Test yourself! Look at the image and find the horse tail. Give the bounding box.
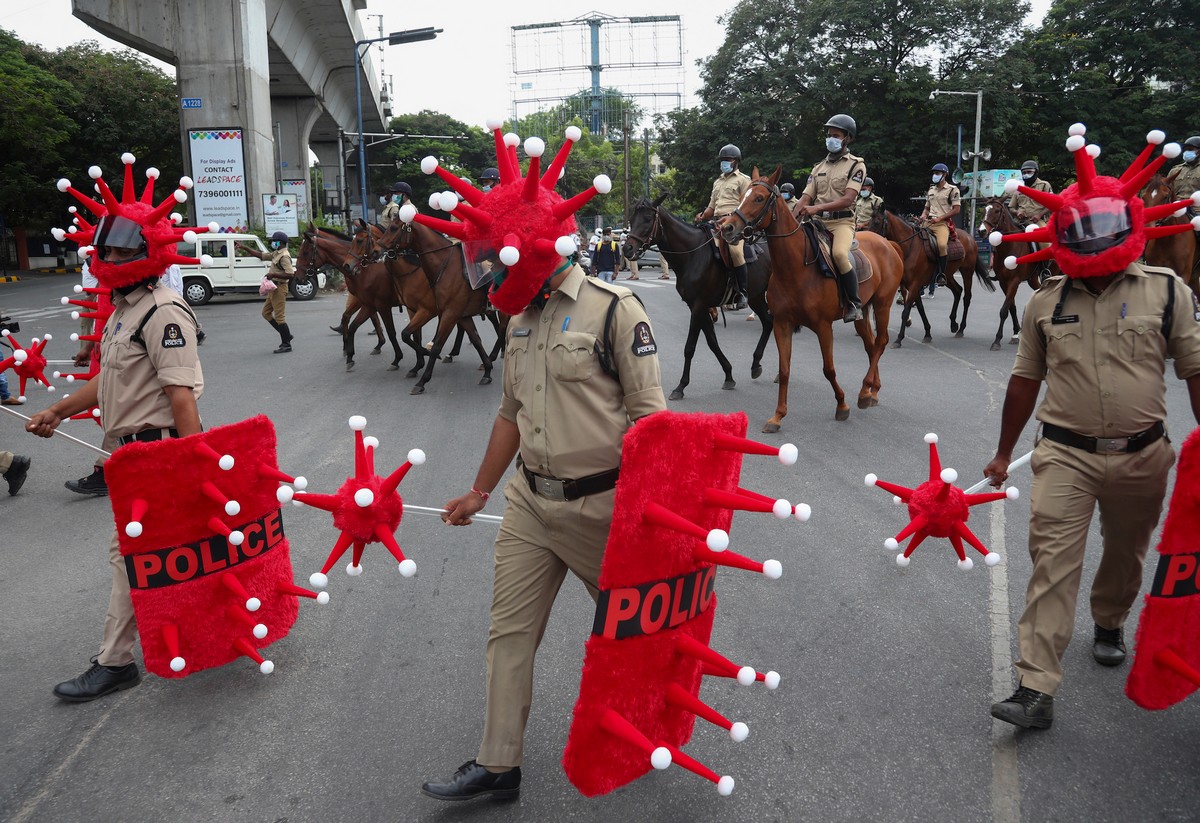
[974,253,997,292]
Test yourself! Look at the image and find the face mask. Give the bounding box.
[826,137,843,153]
[392,195,403,204]
[482,185,493,193]
[378,196,387,206]
[271,241,282,250]
[1185,151,1198,163]
[932,174,943,183]
[1022,172,1035,181]
[720,160,733,174]
[860,190,871,198]
[782,192,792,200]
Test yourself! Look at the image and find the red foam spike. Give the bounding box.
[736,487,776,506]
[1120,153,1172,201]
[276,580,322,600]
[948,532,969,562]
[533,238,559,255]
[207,516,235,539]
[491,128,518,183]
[122,160,136,204]
[666,682,734,733]
[1145,224,1196,239]
[162,623,181,660]
[93,175,120,211]
[62,186,107,216]
[201,480,233,509]
[354,429,366,479]
[693,545,770,575]
[220,573,253,606]
[713,432,779,457]
[552,185,602,221]
[146,188,187,224]
[541,137,576,189]
[1156,648,1200,687]
[1074,147,1096,195]
[232,636,272,672]
[319,531,355,575]
[643,502,710,543]
[964,491,1010,506]
[129,498,149,523]
[1144,200,1196,223]
[521,155,542,201]
[410,213,470,240]
[598,709,660,760]
[256,463,299,484]
[928,442,942,479]
[373,523,408,564]
[380,461,413,497]
[450,200,494,228]
[702,487,776,515]
[141,174,157,204]
[430,165,484,207]
[1015,247,1057,265]
[677,633,742,676]
[951,520,991,557]
[1014,186,1064,212]
[351,541,366,568]
[872,477,914,501]
[226,603,263,633]
[292,491,339,512]
[660,743,721,786]
[893,513,930,545]
[1121,142,1159,183]
[900,529,931,558]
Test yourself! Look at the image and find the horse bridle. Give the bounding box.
[624,203,661,260]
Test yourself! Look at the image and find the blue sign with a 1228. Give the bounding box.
[181,98,203,109]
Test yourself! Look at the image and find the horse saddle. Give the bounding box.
[803,221,866,281]
[700,222,761,267]
[918,224,965,263]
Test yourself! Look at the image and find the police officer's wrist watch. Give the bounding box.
[470,487,489,505]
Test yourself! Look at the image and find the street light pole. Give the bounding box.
[354,27,442,224]
[931,89,984,234]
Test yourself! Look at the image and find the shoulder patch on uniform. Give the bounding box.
[631,321,657,357]
[851,169,865,183]
[161,323,186,348]
[1191,290,1200,322]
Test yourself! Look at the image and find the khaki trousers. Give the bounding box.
[98,527,138,667]
[928,222,950,256]
[477,473,615,768]
[261,285,287,323]
[1015,437,1174,694]
[828,217,855,272]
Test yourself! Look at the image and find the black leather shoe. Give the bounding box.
[53,658,140,703]
[5,455,30,495]
[843,303,863,323]
[421,760,521,802]
[1093,625,1127,666]
[273,342,293,354]
[65,467,107,496]
[991,686,1054,729]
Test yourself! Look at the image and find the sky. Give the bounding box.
[1,0,1052,129]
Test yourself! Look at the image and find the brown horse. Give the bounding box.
[717,166,904,429]
[871,211,995,347]
[978,198,1045,351]
[1141,173,1199,295]
[375,218,496,394]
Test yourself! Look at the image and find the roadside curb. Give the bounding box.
[0,275,21,283]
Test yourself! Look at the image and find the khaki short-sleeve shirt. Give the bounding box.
[98,285,204,439]
[1008,178,1054,223]
[499,265,666,478]
[1167,163,1200,203]
[706,171,752,217]
[268,248,294,280]
[1011,263,1200,436]
[925,184,961,220]
[804,153,866,206]
[854,193,883,224]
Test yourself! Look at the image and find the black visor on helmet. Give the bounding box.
[94,215,149,262]
[1056,198,1133,255]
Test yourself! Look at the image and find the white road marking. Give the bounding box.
[990,495,1022,823]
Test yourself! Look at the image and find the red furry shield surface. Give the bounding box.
[563,411,753,796]
[1127,426,1200,709]
[105,416,300,678]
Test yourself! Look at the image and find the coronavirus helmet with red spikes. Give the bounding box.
[52,152,219,289]
[990,125,1200,279]
[398,121,611,315]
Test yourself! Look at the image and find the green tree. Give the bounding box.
[384,110,492,212]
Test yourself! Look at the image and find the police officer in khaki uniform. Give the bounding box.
[695,144,752,309]
[854,176,884,230]
[795,114,867,322]
[380,181,412,223]
[239,232,296,353]
[920,163,961,288]
[421,254,666,801]
[1167,137,1200,214]
[1009,161,1054,225]
[27,236,204,702]
[984,248,1200,726]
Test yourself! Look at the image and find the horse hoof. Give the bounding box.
[869,397,879,407]
[346,362,355,372]
[371,349,382,356]
[922,335,932,343]
[479,376,492,385]
[857,396,872,410]
[405,368,420,378]
[950,322,959,334]
[762,422,781,434]
[954,331,964,339]
[990,342,1001,352]
[442,356,454,363]
[329,326,344,334]
[387,364,399,371]
[751,365,763,380]
[410,385,426,395]
[669,389,685,401]
[835,408,850,422]
[891,341,902,349]
[722,380,736,391]
[905,318,912,327]
[1010,337,1019,345]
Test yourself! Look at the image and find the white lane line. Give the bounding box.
[9,705,117,823]
[990,503,1022,823]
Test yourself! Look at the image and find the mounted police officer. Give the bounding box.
[1167,137,1200,214]
[479,168,501,193]
[794,114,867,322]
[695,143,752,309]
[854,176,884,230]
[1009,161,1054,226]
[920,163,960,287]
[380,181,412,223]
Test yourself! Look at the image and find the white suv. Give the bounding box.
[174,233,318,306]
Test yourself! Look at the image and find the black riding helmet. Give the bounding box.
[270,231,289,244]
[824,114,857,138]
[389,181,412,195]
[780,182,796,193]
[863,177,874,188]
[479,168,501,183]
[718,144,742,161]
[1185,136,1200,149]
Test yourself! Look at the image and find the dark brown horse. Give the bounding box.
[375,218,496,394]
[1142,173,1199,295]
[622,194,774,400]
[304,224,386,355]
[979,198,1046,351]
[718,167,904,429]
[298,229,405,370]
[872,211,995,347]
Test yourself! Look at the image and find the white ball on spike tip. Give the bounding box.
[73,284,83,293]
[564,125,582,142]
[207,221,220,233]
[398,559,417,578]
[736,665,757,686]
[71,311,81,321]
[407,448,426,465]
[253,624,268,639]
[170,656,186,672]
[1146,129,1166,145]
[706,528,729,552]
[229,530,245,546]
[309,571,328,589]
[1163,142,1182,160]
[224,500,241,517]
[940,468,958,484]
[52,228,66,241]
[1003,179,1019,196]
[717,776,735,796]
[985,553,1003,566]
[892,495,902,505]
[958,557,974,571]
[14,350,26,363]
[764,670,781,690]
[88,165,102,179]
[179,176,194,189]
[346,562,363,577]
[793,503,811,522]
[896,553,911,567]
[438,191,458,212]
[485,117,503,130]
[499,246,520,266]
[259,660,274,675]
[276,486,295,504]
[523,136,545,157]
[1026,223,1039,233]
[650,747,672,770]
[316,591,330,604]
[57,178,71,192]
[125,521,144,538]
[1192,216,1200,232]
[1006,487,1020,500]
[1004,256,1018,270]
[1065,135,1086,152]
[173,189,187,204]
[594,174,613,194]
[884,537,899,551]
[363,436,379,450]
[503,132,520,148]
[246,597,261,612]
[864,473,878,486]
[420,156,439,175]
[989,231,1004,247]
[762,559,782,579]
[354,488,375,508]
[218,455,235,471]
[554,236,576,257]
[293,476,308,491]
[1068,123,1087,137]
[427,193,441,210]
[399,204,417,224]
[771,499,792,519]
[924,432,938,444]
[183,230,198,244]
[730,722,749,742]
[199,254,214,268]
[778,443,799,465]
[348,415,367,431]
[1086,144,1101,159]
[147,167,160,180]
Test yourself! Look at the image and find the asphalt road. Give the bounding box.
[1,271,1197,823]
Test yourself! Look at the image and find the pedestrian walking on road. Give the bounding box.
[239,232,296,353]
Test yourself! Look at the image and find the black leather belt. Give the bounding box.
[119,427,179,446]
[1041,421,1165,454]
[520,462,619,502]
[819,210,853,219]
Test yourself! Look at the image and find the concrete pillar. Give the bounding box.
[309,141,346,224]
[270,97,323,224]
